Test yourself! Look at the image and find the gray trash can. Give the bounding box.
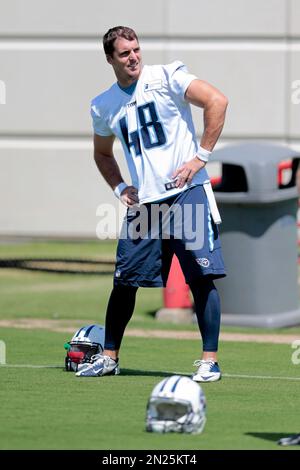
[211,142,300,327]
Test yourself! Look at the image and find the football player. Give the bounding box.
[76,26,228,380]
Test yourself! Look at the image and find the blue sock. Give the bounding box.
[104,285,138,351]
[189,278,221,352]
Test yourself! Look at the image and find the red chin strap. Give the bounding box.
[68,351,85,364]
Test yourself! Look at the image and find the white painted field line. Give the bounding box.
[0,364,61,368]
[156,370,300,382]
[222,373,300,381]
[1,364,300,381]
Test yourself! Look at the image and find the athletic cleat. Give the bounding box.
[192,359,221,383]
[76,361,93,374]
[278,434,300,446]
[75,354,120,377]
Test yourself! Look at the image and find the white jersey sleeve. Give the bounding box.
[164,61,197,99]
[91,102,113,136]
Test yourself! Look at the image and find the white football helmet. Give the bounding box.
[64,324,105,372]
[146,375,206,434]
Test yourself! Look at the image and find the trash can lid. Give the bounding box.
[211,141,300,203]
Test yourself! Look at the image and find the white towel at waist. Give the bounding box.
[203,181,222,225]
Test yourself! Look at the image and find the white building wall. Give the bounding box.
[0,0,299,237]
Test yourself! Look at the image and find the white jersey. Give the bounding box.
[91,61,210,204]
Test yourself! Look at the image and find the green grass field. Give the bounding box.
[0,240,300,450]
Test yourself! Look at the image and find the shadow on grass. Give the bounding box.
[245,432,299,443]
[146,310,158,319]
[119,368,183,377]
[60,367,188,377]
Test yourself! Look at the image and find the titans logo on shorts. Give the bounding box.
[114,185,226,287]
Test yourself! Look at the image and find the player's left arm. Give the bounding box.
[186,79,228,151]
[173,79,228,188]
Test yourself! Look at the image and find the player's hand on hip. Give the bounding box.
[172,158,206,188]
[120,186,139,207]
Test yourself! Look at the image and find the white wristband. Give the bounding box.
[195,146,212,163]
[113,182,128,199]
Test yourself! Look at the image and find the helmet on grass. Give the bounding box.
[146,375,206,434]
[64,324,105,372]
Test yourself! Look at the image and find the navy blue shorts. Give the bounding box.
[114,185,226,287]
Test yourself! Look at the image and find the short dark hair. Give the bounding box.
[103,26,138,57]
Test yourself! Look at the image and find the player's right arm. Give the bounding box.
[93,133,139,206]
